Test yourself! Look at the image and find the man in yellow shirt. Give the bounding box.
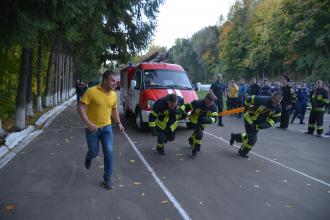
[78,70,124,190]
[228,80,239,113]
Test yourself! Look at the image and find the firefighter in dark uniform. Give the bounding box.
[209,73,227,126]
[185,93,218,157]
[305,80,329,137]
[149,94,185,155]
[230,92,283,157]
[278,75,293,129]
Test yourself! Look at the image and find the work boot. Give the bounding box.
[195,145,201,152]
[316,133,322,137]
[157,146,165,155]
[85,157,91,169]
[103,177,113,190]
[230,133,236,145]
[192,149,197,157]
[188,137,193,147]
[304,131,313,135]
[325,131,330,136]
[238,147,250,158]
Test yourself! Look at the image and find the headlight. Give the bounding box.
[147,100,155,108]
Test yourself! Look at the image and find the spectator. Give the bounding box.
[78,70,124,190]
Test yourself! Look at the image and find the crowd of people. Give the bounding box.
[209,74,330,136]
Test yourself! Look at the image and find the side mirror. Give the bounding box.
[130,80,137,90]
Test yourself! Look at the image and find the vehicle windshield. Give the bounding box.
[144,69,192,89]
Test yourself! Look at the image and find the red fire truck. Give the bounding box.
[120,59,198,130]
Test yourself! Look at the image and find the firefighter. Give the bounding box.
[230,92,283,158]
[149,94,185,155]
[185,93,218,157]
[305,80,329,137]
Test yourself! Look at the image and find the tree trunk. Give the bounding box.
[53,51,59,106]
[0,118,7,138]
[45,47,55,107]
[26,49,34,117]
[15,47,31,131]
[57,52,62,103]
[61,52,67,101]
[36,39,43,112]
[69,54,74,96]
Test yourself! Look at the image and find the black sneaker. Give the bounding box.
[85,158,91,169]
[230,133,235,145]
[325,132,330,136]
[304,131,313,135]
[103,178,113,190]
[316,134,322,137]
[218,123,224,127]
[299,122,305,125]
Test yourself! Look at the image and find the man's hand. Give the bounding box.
[87,123,98,132]
[117,123,124,132]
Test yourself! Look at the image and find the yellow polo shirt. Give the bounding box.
[80,85,117,127]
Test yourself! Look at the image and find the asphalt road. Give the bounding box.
[0,102,329,220]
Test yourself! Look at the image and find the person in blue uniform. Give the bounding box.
[291,81,309,124]
[210,74,227,126]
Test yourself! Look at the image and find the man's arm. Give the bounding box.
[78,103,98,131]
[112,107,124,132]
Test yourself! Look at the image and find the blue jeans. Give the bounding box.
[85,125,113,179]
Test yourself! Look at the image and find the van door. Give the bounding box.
[131,70,142,110]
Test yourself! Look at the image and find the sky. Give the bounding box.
[152,0,236,49]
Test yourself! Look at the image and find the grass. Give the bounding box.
[197,90,209,99]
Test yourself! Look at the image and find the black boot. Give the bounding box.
[157,146,165,155]
[230,133,240,145]
[238,147,250,158]
[192,149,197,157]
[188,137,193,147]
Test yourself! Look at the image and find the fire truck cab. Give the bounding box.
[120,62,198,130]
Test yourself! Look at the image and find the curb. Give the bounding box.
[0,95,76,169]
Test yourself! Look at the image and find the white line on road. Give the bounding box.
[204,131,330,188]
[123,132,191,220]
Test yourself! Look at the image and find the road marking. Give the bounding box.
[204,131,330,188]
[123,132,191,220]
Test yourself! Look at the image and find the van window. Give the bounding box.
[144,69,192,89]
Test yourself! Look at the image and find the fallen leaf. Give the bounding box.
[239,185,243,188]
[307,183,311,186]
[255,170,260,173]
[99,165,104,168]
[176,153,184,156]
[141,193,145,197]
[161,200,168,204]
[254,185,260,188]
[118,185,125,188]
[199,201,203,206]
[50,153,56,155]
[285,205,292,208]
[56,143,61,146]
[162,176,167,180]
[129,160,135,163]
[283,180,288,183]
[69,137,74,139]
[248,158,252,160]
[328,191,330,194]
[273,158,278,161]
[5,205,15,213]
[152,147,155,150]
[265,202,272,207]
[133,182,141,186]
[133,141,137,144]
[116,217,121,220]
[179,158,184,162]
